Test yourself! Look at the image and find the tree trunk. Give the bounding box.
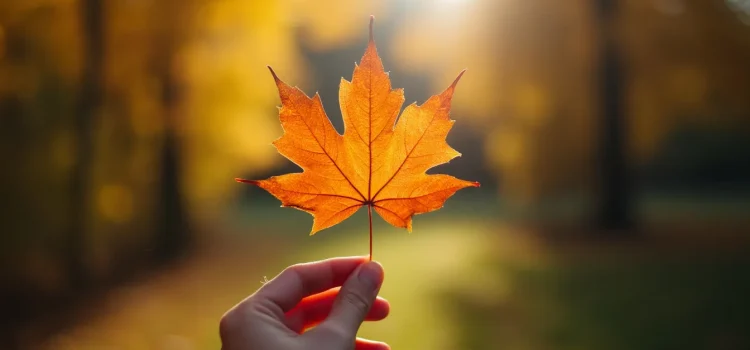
[154,60,190,263]
[67,0,104,288]
[594,0,634,231]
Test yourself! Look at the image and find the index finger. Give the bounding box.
[254,256,368,312]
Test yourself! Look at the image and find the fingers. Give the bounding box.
[319,261,385,336]
[285,287,390,333]
[255,256,368,312]
[356,338,390,350]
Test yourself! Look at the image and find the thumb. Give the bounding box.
[322,261,384,336]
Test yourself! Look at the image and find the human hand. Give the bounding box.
[220,257,389,350]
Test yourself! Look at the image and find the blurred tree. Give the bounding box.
[594,0,633,231]
[151,0,196,263]
[622,0,750,161]
[0,0,84,293]
[67,0,103,288]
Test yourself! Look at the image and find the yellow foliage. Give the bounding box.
[127,77,164,138]
[513,82,551,127]
[286,0,388,51]
[0,0,82,93]
[179,0,305,214]
[97,184,134,224]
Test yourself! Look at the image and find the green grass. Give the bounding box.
[442,253,750,350]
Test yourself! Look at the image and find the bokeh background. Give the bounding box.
[2,0,750,349]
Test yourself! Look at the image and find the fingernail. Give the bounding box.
[357,261,383,291]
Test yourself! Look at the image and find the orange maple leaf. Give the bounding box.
[237,17,479,257]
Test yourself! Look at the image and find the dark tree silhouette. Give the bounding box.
[155,64,190,262]
[152,2,192,262]
[66,0,104,288]
[594,0,634,231]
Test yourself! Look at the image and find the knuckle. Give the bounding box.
[219,298,263,340]
[219,311,236,339]
[340,290,371,316]
[281,264,303,279]
[220,300,270,345]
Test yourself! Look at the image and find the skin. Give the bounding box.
[220,257,390,350]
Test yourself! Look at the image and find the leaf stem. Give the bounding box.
[368,204,373,261]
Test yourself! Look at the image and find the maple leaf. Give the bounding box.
[237,17,479,257]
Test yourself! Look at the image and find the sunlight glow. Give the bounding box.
[437,0,470,5]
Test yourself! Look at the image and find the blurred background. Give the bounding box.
[2,0,750,349]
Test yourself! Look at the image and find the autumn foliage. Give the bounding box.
[237,17,478,250]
